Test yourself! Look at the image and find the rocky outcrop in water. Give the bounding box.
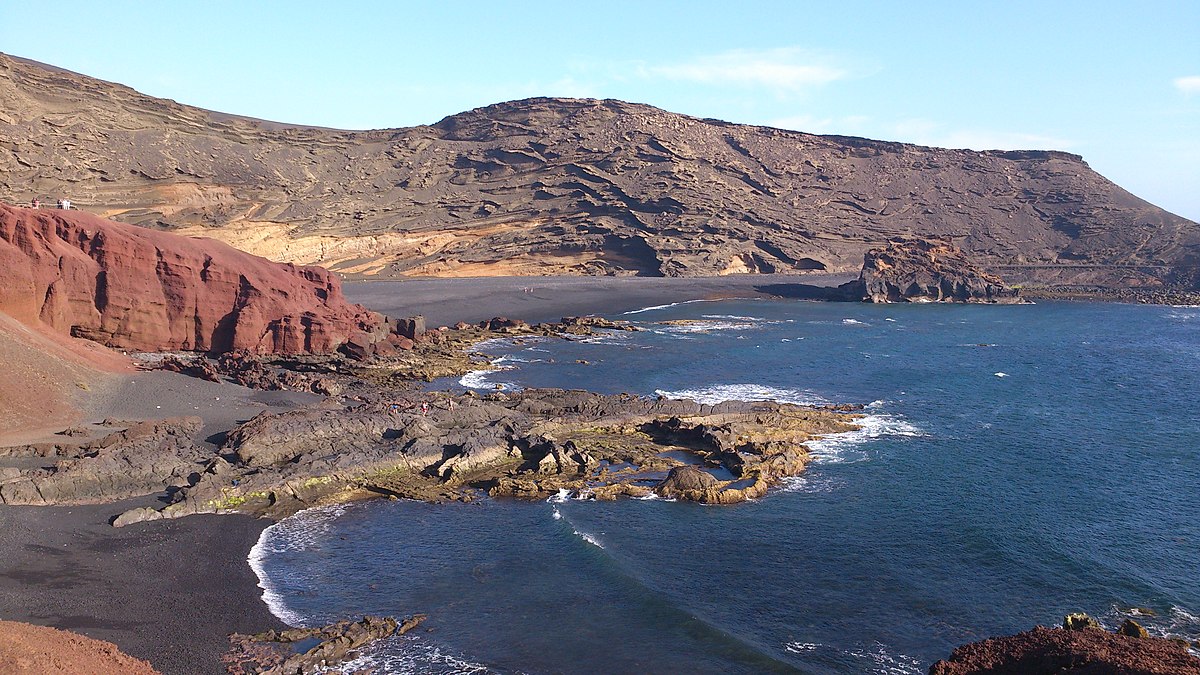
[3,53,1196,287]
[223,615,425,675]
[929,619,1200,674]
[836,238,1023,303]
[0,381,861,523]
[0,203,390,354]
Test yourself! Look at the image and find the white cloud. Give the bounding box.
[1174,76,1200,94]
[642,48,845,93]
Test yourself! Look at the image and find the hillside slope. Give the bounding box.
[2,53,1196,286]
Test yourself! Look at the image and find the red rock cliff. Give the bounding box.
[0,203,383,354]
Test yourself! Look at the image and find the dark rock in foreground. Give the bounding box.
[224,614,424,675]
[930,622,1200,674]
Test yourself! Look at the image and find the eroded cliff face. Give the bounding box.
[1,53,1197,285]
[0,204,382,354]
[839,238,1023,303]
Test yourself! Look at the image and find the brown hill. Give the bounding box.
[1,53,1196,286]
[0,203,383,354]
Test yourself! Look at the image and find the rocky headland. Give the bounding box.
[0,203,396,355]
[929,614,1200,674]
[2,53,1197,292]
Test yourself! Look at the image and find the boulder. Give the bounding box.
[837,238,1022,304]
[1063,612,1101,631]
[1118,619,1150,638]
[655,465,721,501]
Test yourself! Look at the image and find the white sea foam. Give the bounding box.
[784,641,820,653]
[573,528,606,549]
[994,372,1008,378]
[781,473,846,494]
[622,298,719,315]
[547,488,572,504]
[847,642,922,674]
[783,641,920,674]
[702,314,764,321]
[334,634,491,674]
[842,318,867,325]
[654,383,830,406]
[248,503,348,626]
[804,414,925,464]
[653,320,759,334]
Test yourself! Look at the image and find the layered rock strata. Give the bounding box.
[0,203,390,354]
[0,382,861,521]
[3,53,1196,286]
[837,238,1023,303]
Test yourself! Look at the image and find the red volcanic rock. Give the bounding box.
[929,625,1200,674]
[0,204,383,354]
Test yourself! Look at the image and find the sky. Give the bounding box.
[2,0,1198,221]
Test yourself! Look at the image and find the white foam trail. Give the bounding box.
[780,473,845,494]
[334,635,491,674]
[622,298,718,315]
[248,503,348,627]
[783,641,920,674]
[552,507,563,520]
[842,318,866,325]
[573,529,605,549]
[994,372,1008,378]
[654,384,830,406]
[653,320,759,334]
[702,314,764,321]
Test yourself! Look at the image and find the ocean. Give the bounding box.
[250,299,1200,674]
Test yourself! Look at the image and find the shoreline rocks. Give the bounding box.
[930,615,1200,674]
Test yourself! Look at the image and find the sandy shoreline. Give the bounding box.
[343,273,854,327]
[0,274,852,674]
[0,499,283,675]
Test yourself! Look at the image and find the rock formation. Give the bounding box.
[224,615,424,675]
[2,53,1196,287]
[837,238,1023,303]
[929,623,1200,674]
[0,374,861,522]
[0,203,388,354]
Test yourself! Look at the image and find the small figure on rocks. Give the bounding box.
[31,198,40,209]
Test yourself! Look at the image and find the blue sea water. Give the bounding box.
[251,299,1200,674]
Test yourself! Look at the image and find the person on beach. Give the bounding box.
[31,198,39,209]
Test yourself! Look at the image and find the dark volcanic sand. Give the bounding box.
[0,498,283,675]
[343,273,854,327]
[0,274,851,674]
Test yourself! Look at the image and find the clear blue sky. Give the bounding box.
[3,0,1198,220]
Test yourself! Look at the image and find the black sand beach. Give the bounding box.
[0,274,851,674]
[343,273,854,327]
[0,500,282,675]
